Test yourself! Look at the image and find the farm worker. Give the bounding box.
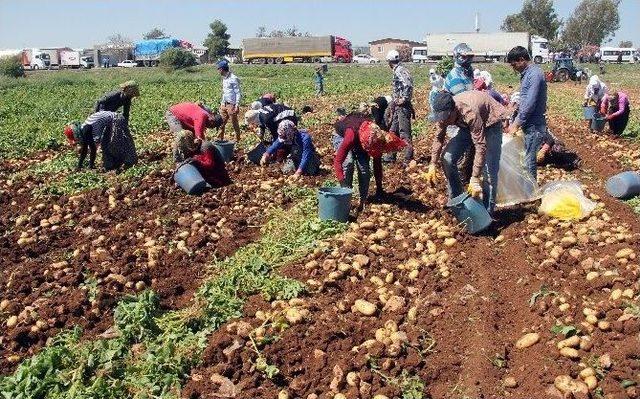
[445,43,475,95]
[429,68,445,113]
[245,102,298,144]
[172,130,231,188]
[385,49,414,164]
[474,71,508,105]
[76,111,137,171]
[506,45,548,181]
[583,75,608,108]
[250,93,277,110]
[315,66,325,97]
[425,91,508,215]
[217,59,242,142]
[369,96,393,131]
[600,91,631,136]
[536,129,581,169]
[260,120,321,178]
[165,102,224,140]
[94,80,140,122]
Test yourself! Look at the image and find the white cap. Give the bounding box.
[386,50,400,62]
[429,68,436,74]
[480,70,492,87]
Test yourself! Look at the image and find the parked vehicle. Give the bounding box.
[352,54,378,64]
[422,32,549,63]
[20,48,50,70]
[81,56,94,68]
[117,60,138,68]
[134,38,182,66]
[547,57,584,82]
[242,35,352,64]
[411,47,429,63]
[60,51,80,68]
[599,47,636,63]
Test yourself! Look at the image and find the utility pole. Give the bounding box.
[475,12,480,33]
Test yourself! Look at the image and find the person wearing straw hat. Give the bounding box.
[94,80,140,122]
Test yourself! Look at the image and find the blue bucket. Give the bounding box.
[247,143,266,165]
[214,140,235,162]
[318,187,353,222]
[447,193,492,235]
[583,106,596,119]
[606,171,640,199]
[174,163,207,195]
[591,117,606,132]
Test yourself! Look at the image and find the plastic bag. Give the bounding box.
[496,134,540,207]
[538,180,597,220]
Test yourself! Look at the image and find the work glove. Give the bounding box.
[424,164,437,186]
[260,153,269,166]
[467,176,482,198]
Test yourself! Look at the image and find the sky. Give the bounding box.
[0,0,638,49]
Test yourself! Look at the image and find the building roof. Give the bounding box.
[369,38,423,46]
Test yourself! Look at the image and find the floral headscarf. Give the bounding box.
[277,120,297,145]
[172,130,200,162]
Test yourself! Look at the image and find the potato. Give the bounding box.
[515,332,540,349]
[503,377,518,388]
[579,368,595,379]
[0,299,9,311]
[529,234,542,245]
[384,320,398,332]
[584,375,598,390]
[559,347,580,359]
[554,375,589,395]
[444,238,457,247]
[373,395,390,399]
[6,315,17,328]
[616,248,634,259]
[277,390,289,399]
[557,335,580,349]
[333,394,346,399]
[346,372,359,387]
[352,299,376,316]
[285,308,304,325]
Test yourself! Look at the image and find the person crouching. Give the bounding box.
[173,130,231,188]
[260,120,321,179]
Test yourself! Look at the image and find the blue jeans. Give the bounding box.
[523,124,546,180]
[441,124,503,213]
[332,134,371,201]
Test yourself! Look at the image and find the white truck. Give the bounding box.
[423,32,549,63]
[411,46,428,63]
[59,50,94,68]
[20,48,50,70]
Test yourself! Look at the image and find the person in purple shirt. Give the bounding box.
[506,46,548,180]
[260,120,321,178]
[600,91,631,136]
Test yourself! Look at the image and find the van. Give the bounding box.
[411,47,428,63]
[599,47,636,63]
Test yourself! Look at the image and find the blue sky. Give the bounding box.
[0,0,638,49]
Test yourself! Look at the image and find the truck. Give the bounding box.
[59,50,94,69]
[20,48,50,70]
[134,38,182,66]
[422,32,549,63]
[241,35,352,64]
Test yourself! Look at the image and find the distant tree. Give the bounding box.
[203,19,230,61]
[256,26,267,38]
[143,28,167,40]
[159,48,197,70]
[561,0,620,49]
[618,40,633,48]
[263,26,311,38]
[107,34,133,48]
[397,45,412,62]
[0,55,25,78]
[501,0,562,40]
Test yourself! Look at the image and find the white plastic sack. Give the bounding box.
[496,134,540,207]
[538,180,597,220]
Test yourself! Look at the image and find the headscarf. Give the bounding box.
[277,120,297,145]
[172,130,200,162]
[245,109,261,125]
[358,102,370,114]
[429,70,444,90]
[473,69,481,79]
[120,80,140,97]
[63,121,81,145]
[250,101,262,110]
[479,71,493,87]
[262,93,276,104]
[588,75,601,88]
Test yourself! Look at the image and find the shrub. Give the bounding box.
[159,48,198,70]
[435,56,454,77]
[0,55,25,78]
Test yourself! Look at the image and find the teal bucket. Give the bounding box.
[606,171,640,199]
[583,106,596,119]
[214,140,235,162]
[447,193,492,235]
[174,163,207,195]
[317,187,353,222]
[591,117,606,132]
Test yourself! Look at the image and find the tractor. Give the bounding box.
[546,57,586,83]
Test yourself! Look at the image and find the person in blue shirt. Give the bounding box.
[314,67,324,97]
[260,120,321,178]
[444,43,475,96]
[506,46,548,180]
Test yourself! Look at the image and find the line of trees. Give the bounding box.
[501,0,630,51]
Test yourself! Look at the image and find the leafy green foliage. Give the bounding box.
[114,290,160,343]
[0,55,24,78]
[501,0,562,41]
[550,324,579,337]
[529,285,557,307]
[203,19,230,60]
[562,0,621,49]
[435,57,454,78]
[159,48,198,71]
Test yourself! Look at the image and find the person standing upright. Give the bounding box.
[314,67,325,97]
[385,49,414,164]
[506,46,548,180]
[217,60,242,142]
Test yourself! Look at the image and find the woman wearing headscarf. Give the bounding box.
[583,75,608,108]
[245,102,298,144]
[600,91,631,136]
[94,81,140,122]
[474,71,508,105]
[173,130,231,187]
[260,120,321,178]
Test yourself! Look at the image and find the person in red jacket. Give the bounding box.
[165,102,224,140]
[172,130,231,188]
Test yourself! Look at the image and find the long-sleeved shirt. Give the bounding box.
[169,102,210,139]
[83,111,118,143]
[221,72,241,106]
[258,103,298,141]
[193,141,231,187]
[266,129,315,174]
[600,92,630,118]
[333,126,384,187]
[95,91,131,121]
[516,64,547,128]
[444,65,473,95]
[314,72,324,84]
[584,82,607,103]
[431,90,508,178]
[392,63,413,103]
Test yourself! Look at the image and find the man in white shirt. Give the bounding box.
[217,60,241,141]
